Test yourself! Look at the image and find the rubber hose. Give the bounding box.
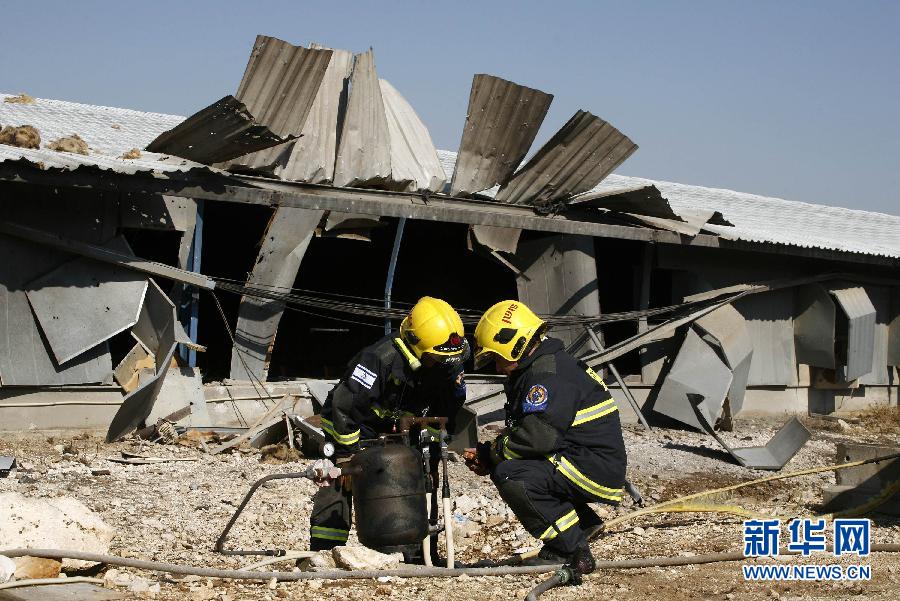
[3,545,898,583]
[522,544,900,601]
[423,495,433,567]
[443,497,455,569]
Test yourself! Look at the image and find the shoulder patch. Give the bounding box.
[351,364,377,389]
[522,384,549,413]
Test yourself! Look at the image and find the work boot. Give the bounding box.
[519,545,568,567]
[564,543,596,585]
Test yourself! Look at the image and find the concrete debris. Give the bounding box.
[299,550,337,572]
[0,492,115,569]
[47,133,89,154]
[12,556,62,579]
[0,124,40,148]
[332,546,404,570]
[823,442,900,515]
[4,93,35,104]
[454,494,479,515]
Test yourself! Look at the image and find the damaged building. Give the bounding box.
[0,36,898,460]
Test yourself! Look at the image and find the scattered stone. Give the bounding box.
[0,492,116,568]
[0,125,40,149]
[47,133,89,155]
[92,468,112,476]
[121,148,142,159]
[454,494,478,515]
[332,546,403,570]
[633,526,646,536]
[376,584,392,596]
[12,556,62,579]
[4,93,35,104]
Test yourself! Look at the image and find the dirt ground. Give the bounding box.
[1,410,898,601]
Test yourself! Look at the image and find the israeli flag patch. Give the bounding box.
[350,364,377,389]
[522,384,549,413]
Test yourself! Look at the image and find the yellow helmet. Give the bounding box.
[399,297,467,362]
[474,300,545,369]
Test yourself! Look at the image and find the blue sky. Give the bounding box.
[2,1,898,215]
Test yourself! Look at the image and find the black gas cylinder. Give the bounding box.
[349,443,428,549]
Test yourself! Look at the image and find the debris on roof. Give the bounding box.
[0,124,40,148]
[146,95,296,164]
[450,74,553,197]
[46,132,89,154]
[3,93,35,104]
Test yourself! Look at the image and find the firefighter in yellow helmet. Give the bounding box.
[310,297,468,551]
[468,300,627,584]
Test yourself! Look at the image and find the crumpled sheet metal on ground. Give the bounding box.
[106,279,183,442]
[495,110,637,206]
[0,235,112,386]
[689,397,812,471]
[693,304,753,416]
[333,49,392,188]
[380,79,446,192]
[145,95,294,165]
[653,328,733,431]
[234,36,332,140]
[827,283,876,381]
[449,74,552,197]
[24,237,148,365]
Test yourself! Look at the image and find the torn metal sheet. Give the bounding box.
[25,237,148,364]
[693,304,753,416]
[278,46,353,182]
[514,234,601,349]
[119,195,197,232]
[653,328,733,430]
[828,283,876,381]
[146,365,210,427]
[469,224,522,254]
[333,49,392,188]
[235,36,332,139]
[322,211,382,241]
[569,185,679,219]
[105,315,176,442]
[0,456,16,477]
[858,285,890,385]
[380,79,446,192]
[133,279,193,369]
[229,207,323,381]
[793,283,836,369]
[449,74,552,197]
[113,342,153,393]
[495,110,637,206]
[145,95,294,164]
[449,80,542,193]
[0,236,112,385]
[690,400,812,471]
[306,379,337,411]
[890,287,900,366]
[0,220,215,290]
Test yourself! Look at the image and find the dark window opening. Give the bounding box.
[593,238,645,375]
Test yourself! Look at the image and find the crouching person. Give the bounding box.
[466,300,627,582]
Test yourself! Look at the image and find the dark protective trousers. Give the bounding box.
[492,459,605,555]
[309,478,353,550]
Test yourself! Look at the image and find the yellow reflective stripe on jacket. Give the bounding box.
[539,509,580,540]
[320,418,360,446]
[310,526,349,541]
[548,454,624,502]
[584,367,609,391]
[501,436,522,460]
[571,398,618,426]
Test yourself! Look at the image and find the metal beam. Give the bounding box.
[0,220,216,290]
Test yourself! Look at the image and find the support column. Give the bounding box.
[514,234,600,349]
[229,206,324,382]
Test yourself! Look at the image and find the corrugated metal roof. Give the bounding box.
[494,110,637,206]
[380,79,446,192]
[146,95,293,164]
[449,74,552,197]
[234,36,332,139]
[332,49,392,188]
[2,93,898,261]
